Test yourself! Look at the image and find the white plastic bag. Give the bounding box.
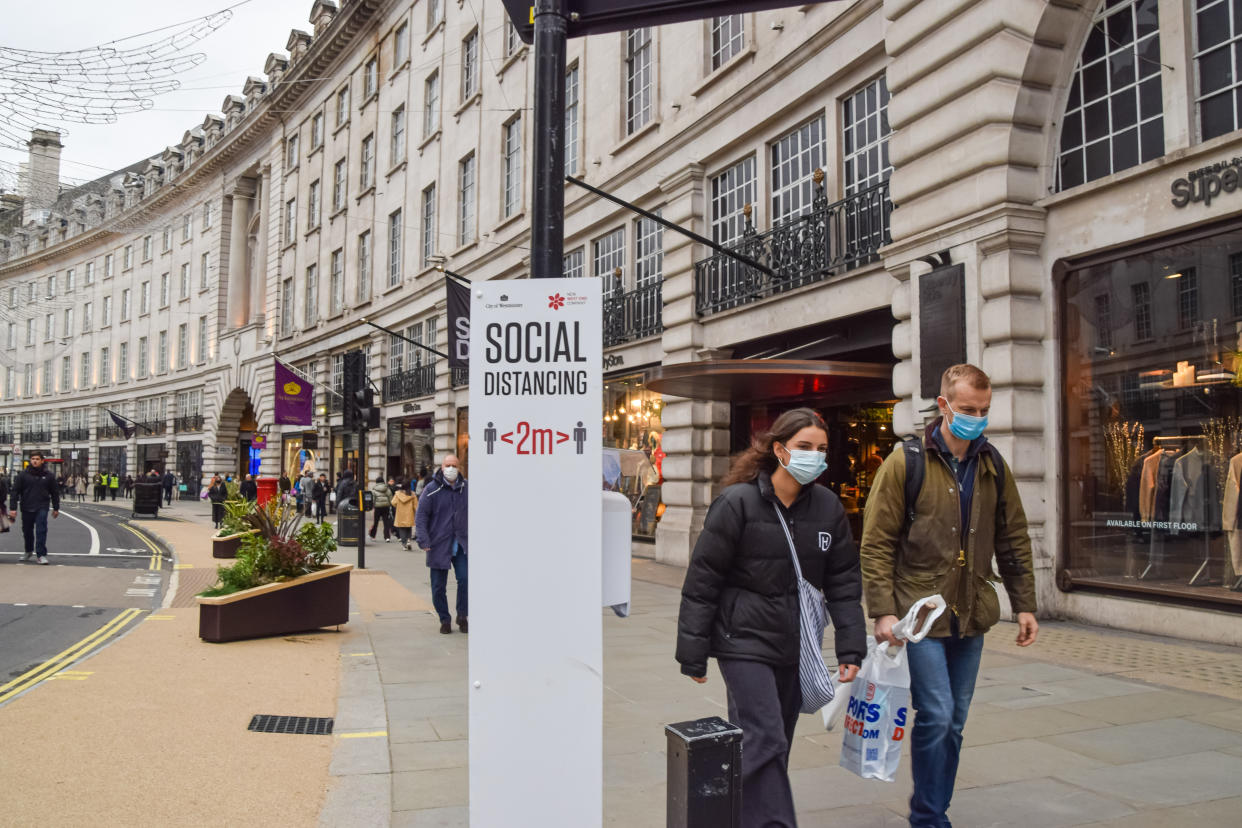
[839,641,911,782]
[837,594,947,781]
[823,594,945,732]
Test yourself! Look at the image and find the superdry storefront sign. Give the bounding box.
[468,277,602,825]
[1171,156,1242,208]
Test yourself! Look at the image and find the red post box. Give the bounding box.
[256,476,279,506]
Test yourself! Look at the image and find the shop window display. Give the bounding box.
[602,375,664,539]
[1062,226,1242,607]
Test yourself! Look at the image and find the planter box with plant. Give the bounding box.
[198,498,350,643]
[213,499,261,558]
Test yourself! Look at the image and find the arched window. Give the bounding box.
[1057,0,1163,191]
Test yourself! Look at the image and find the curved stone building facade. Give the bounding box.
[2,0,1241,642]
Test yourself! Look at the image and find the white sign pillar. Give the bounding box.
[468,278,603,827]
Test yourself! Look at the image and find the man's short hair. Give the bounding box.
[940,364,991,400]
[29,450,44,460]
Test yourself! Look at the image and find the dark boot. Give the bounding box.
[457,616,468,634]
[439,621,452,634]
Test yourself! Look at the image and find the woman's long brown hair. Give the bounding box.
[719,407,829,487]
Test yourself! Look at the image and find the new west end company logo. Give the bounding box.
[548,291,590,309]
[548,293,565,310]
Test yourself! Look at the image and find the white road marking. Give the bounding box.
[57,508,101,555]
[125,588,157,597]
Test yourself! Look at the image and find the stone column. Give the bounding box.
[653,162,732,567]
[250,170,269,326]
[225,178,256,329]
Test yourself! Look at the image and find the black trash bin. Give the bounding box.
[133,482,162,519]
[337,503,363,548]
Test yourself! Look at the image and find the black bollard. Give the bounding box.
[665,716,742,828]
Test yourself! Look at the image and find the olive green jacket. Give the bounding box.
[859,422,1037,637]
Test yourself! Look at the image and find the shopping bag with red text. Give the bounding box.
[839,642,911,782]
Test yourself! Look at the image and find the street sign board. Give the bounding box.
[469,277,602,826]
[502,0,831,43]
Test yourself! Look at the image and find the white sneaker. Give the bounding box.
[37,556,48,565]
[21,552,33,562]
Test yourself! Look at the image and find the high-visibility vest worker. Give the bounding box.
[109,474,119,489]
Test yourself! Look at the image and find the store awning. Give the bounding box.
[644,359,893,403]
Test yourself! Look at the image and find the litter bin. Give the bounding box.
[256,476,279,506]
[132,482,162,519]
[337,503,363,548]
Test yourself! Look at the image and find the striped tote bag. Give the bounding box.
[771,503,836,714]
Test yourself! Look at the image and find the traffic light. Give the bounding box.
[354,386,379,430]
[342,349,379,431]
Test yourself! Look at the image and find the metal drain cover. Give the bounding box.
[248,715,334,735]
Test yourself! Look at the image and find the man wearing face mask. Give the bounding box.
[860,363,1038,828]
[415,454,468,634]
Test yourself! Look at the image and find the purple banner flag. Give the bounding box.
[274,359,313,425]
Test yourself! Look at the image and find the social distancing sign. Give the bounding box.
[468,277,602,827]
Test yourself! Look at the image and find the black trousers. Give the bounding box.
[718,659,802,828]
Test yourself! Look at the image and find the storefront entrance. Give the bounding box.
[387,414,434,484]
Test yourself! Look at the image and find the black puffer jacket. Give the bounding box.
[676,471,867,678]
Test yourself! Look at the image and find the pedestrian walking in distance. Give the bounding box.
[391,483,417,550]
[10,451,61,565]
[861,364,1038,828]
[162,469,176,506]
[239,474,258,502]
[676,407,866,828]
[0,473,11,533]
[415,455,468,634]
[369,475,393,542]
[312,473,329,523]
[207,475,228,529]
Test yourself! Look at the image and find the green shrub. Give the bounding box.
[199,497,337,597]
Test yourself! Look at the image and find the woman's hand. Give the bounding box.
[838,663,860,683]
[689,675,707,684]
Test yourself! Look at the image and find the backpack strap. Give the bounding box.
[900,435,925,530]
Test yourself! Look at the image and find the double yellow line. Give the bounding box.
[0,608,144,704]
[124,524,164,571]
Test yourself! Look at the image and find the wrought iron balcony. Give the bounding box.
[603,282,663,348]
[0,432,12,444]
[694,178,891,317]
[383,363,435,403]
[22,430,51,443]
[58,428,89,442]
[451,366,470,388]
[174,414,204,433]
[138,420,166,436]
[97,424,128,440]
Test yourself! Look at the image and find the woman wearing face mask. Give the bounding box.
[676,407,866,828]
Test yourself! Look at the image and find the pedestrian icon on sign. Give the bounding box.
[573,421,586,455]
[485,422,497,455]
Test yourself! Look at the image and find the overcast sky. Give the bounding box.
[1,0,310,191]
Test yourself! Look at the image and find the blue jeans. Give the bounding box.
[21,508,49,558]
[429,552,468,623]
[906,632,985,827]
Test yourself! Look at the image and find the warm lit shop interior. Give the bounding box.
[1062,223,1242,609]
[602,373,665,540]
[282,432,320,481]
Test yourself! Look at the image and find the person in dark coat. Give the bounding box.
[238,474,258,502]
[207,475,228,528]
[414,456,468,634]
[162,470,176,505]
[0,474,10,532]
[676,408,866,828]
[311,473,330,523]
[334,469,358,512]
[10,451,61,564]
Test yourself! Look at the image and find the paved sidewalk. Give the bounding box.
[8,495,1242,826]
[323,539,1242,828]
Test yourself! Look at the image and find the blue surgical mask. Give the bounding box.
[945,402,987,441]
[778,446,827,485]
